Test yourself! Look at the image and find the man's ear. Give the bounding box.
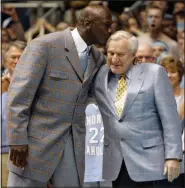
[84,19,91,28]
[132,51,136,59]
[132,51,137,64]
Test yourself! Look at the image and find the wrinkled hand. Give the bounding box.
[163,160,180,182]
[10,145,28,169]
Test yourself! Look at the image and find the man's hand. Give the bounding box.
[10,145,28,169]
[163,159,180,182]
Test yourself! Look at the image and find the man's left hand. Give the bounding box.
[163,159,180,182]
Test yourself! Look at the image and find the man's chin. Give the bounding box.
[149,27,160,33]
[111,69,122,75]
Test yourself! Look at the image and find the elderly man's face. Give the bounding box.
[107,39,134,75]
[136,46,155,63]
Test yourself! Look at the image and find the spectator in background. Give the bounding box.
[2,28,11,43]
[173,1,185,14]
[152,0,168,13]
[128,17,144,37]
[152,40,169,59]
[119,11,130,31]
[162,14,177,40]
[174,10,184,48]
[138,4,180,61]
[2,6,25,42]
[137,4,148,32]
[136,42,155,63]
[174,10,184,33]
[110,13,121,34]
[1,40,27,93]
[63,1,89,26]
[1,29,11,71]
[177,32,184,64]
[56,21,70,31]
[1,40,26,187]
[157,52,175,65]
[161,61,184,120]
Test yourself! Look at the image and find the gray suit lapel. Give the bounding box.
[121,64,144,118]
[64,28,83,82]
[84,46,103,83]
[103,66,119,119]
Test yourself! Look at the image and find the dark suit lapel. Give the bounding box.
[64,28,83,82]
[121,64,144,118]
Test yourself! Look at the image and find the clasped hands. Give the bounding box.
[163,159,181,182]
[10,145,28,170]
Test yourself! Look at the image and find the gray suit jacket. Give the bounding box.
[94,63,183,182]
[6,28,106,185]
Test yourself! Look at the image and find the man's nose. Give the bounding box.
[112,55,119,62]
[142,57,147,63]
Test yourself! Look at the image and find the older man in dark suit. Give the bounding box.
[6,4,112,187]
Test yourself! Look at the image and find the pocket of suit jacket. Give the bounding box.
[142,137,163,149]
[49,69,69,80]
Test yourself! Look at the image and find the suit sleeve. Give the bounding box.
[154,66,183,160]
[6,40,48,146]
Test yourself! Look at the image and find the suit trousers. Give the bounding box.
[112,160,184,188]
[7,133,80,187]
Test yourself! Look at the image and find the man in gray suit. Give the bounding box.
[6,4,112,187]
[93,31,183,187]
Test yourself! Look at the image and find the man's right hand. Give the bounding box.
[10,145,28,169]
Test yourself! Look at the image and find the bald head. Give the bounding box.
[78,4,110,24]
[136,43,155,63]
[76,4,112,46]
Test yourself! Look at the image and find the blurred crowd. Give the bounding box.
[1,1,184,187]
[1,1,185,73]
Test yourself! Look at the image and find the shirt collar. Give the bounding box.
[71,28,91,53]
[109,71,130,80]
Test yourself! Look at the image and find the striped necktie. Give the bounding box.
[115,75,127,117]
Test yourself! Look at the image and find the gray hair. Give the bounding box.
[4,40,27,59]
[106,30,138,54]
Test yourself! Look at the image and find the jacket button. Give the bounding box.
[121,138,124,142]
